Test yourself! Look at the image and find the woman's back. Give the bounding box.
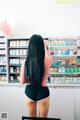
[20,53,52,86]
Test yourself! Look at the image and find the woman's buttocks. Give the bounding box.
[25,85,50,101]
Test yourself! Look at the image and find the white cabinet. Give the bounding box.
[49,38,80,85]
[74,89,80,120]
[49,87,75,120]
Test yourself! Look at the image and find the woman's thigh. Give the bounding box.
[24,95,37,117]
[37,96,50,117]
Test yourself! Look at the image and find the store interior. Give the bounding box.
[0,0,80,120]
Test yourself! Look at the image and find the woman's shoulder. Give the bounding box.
[44,54,53,69]
[45,54,53,63]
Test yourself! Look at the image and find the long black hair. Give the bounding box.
[25,34,45,86]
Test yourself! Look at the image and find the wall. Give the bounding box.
[0,0,80,38]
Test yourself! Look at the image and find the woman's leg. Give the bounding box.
[25,95,37,117]
[37,96,50,117]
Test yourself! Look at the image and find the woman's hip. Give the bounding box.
[25,85,50,101]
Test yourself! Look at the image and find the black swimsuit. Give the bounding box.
[25,85,50,101]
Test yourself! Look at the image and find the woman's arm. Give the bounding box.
[44,40,53,63]
[20,63,27,84]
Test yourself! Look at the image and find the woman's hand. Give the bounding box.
[44,40,53,62]
[44,40,49,55]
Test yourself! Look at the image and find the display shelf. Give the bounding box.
[7,38,48,83]
[49,37,80,84]
[0,36,7,83]
[0,37,79,84]
[7,37,80,84]
[7,38,29,83]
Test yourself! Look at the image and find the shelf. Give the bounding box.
[10,72,20,75]
[0,48,5,50]
[50,74,78,77]
[1,83,80,87]
[9,55,26,58]
[50,73,80,75]
[47,84,80,87]
[9,46,28,49]
[0,72,6,75]
[0,41,5,44]
[51,64,78,67]
[54,55,77,58]
[9,64,21,67]
[0,53,5,55]
[49,45,77,48]
[4,38,80,84]
[0,63,6,66]
[9,80,20,83]
[8,38,29,41]
[7,38,29,83]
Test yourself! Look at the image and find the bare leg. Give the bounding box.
[24,95,37,117]
[37,96,50,117]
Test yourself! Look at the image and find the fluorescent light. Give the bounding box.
[56,0,80,4]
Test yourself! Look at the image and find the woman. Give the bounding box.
[20,34,53,118]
